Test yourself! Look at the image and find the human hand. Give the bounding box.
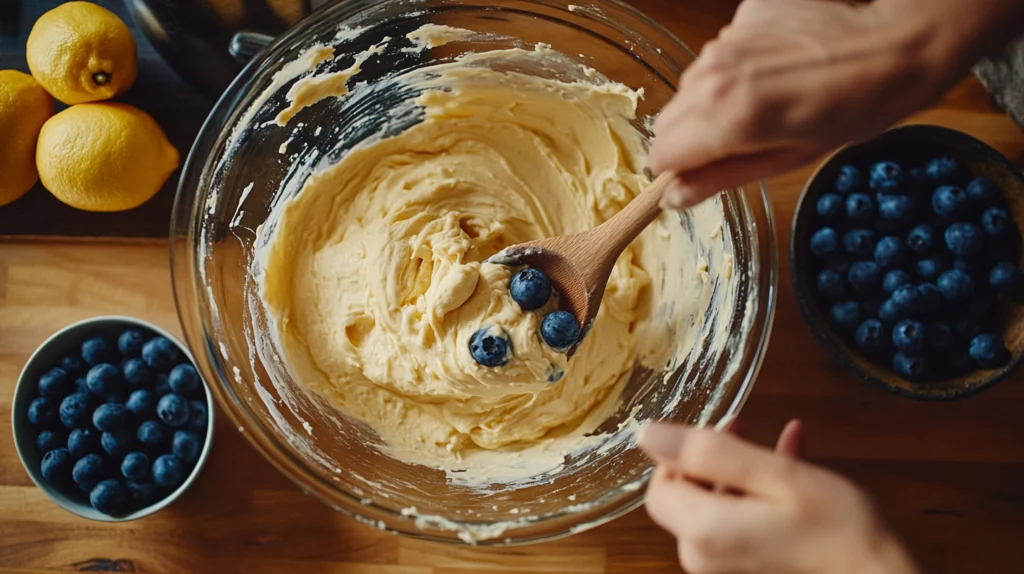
[641,419,919,574]
[650,0,1024,210]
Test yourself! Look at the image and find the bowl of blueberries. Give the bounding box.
[791,124,1024,399]
[11,316,214,520]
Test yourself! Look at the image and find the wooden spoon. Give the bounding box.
[486,172,676,356]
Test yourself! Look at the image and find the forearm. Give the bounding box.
[880,0,1024,88]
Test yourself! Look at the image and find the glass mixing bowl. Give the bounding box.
[171,0,778,545]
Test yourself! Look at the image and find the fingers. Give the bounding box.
[775,419,806,459]
[660,145,815,210]
[645,465,752,538]
[641,422,797,497]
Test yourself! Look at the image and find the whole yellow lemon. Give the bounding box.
[26,2,137,104]
[0,70,55,206]
[36,103,180,212]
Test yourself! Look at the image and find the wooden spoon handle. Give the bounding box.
[599,171,676,254]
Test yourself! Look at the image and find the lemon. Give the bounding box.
[36,103,180,212]
[0,70,55,206]
[26,2,137,104]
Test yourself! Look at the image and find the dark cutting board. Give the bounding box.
[0,0,214,239]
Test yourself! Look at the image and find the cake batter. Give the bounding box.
[260,38,687,477]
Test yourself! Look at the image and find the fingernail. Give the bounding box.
[640,422,687,464]
[659,180,693,211]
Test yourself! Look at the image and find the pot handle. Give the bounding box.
[229,31,276,64]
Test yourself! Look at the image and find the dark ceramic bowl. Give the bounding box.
[791,124,1024,400]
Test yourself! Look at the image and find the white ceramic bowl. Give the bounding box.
[11,316,215,521]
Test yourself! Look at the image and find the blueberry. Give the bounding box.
[137,420,170,448]
[153,373,172,396]
[168,364,201,397]
[92,403,130,432]
[925,156,959,183]
[59,355,87,377]
[126,481,159,507]
[142,337,181,371]
[816,269,845,300]
[124,390,155,419]
[540,311,581,351]
[86,363,124,396]
[830,301,861,331]
[508,268,552,310]
[117,329,147,357]
[59,392,92,429]
[37,367,71,399]
[842,229,876,259]
[917,283,942,315]
[101,429,135,458]
[40,448,73,484]
[172,431,202,463]
[981,207,1011,237]
[937,269,974,302]
[847,261,882,293]
[952,257,985,278]
[121,452,151,482]
[990,262,1023,293]
[156,394,191,427]
[915,256,948,282]
[68,428,102,458]
[869,161,904,193]
[891,285,921,317]
[810,227,840,258]
[825,257,851,275]
[854,319,887,352]
[966,177,999,206]
[908,167,927,187]
[878,299,900,324]
[816,193,844,221]
[873,236,906,269]
[153,454,187,489]
[945,223,984,257]
[27,397,57,428]
[835,165,862,194]
[74,377,90,395]
[892,319,926,354]
[878,195,914,225]
[81,337,116,366]
[931,185,967,218]
[926,322,954,353]
[90,479,129,516]
[121,358,150,387]
[187,401,208,432]
[882,270,911,294]
[73,454,106,492]
[906,224,935,254]
[36,430,66,453]
[547,365,565,383]
[893,352,928,379]
[845,193,874,223]
[969,333,1008,368]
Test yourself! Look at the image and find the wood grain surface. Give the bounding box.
[3,1,1024,573]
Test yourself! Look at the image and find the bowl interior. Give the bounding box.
[791,124,1024,400]
[12,316,215,522]
[172,0,777,543]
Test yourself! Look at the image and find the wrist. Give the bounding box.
[879,0,1024,84]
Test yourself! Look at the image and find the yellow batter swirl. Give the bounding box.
[261,47,679,474]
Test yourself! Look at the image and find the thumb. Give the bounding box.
[775,419,806,459]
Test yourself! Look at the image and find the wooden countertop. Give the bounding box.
[3,1,1024,572]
